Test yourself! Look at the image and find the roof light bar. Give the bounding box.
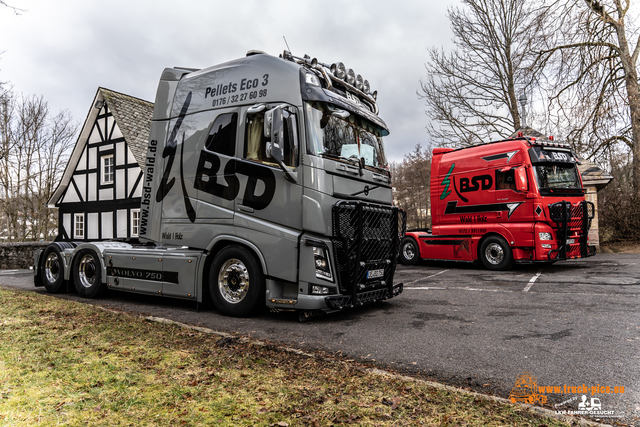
[533,137,571,148]
[328,62,377,102]
[281,50,379,113]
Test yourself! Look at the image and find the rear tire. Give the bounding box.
[72,249,104,298]
[479,235,513,271]
[209,246,265,317]
[399,237,419,266]
[41,245,66,293]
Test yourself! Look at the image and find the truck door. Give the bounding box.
[156,105,239,249]
[495,165,533,245]
[233,104,303,283]
[193,110,239,221]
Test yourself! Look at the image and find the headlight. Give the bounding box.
[363,80,370,94]
[313,246,333,281]
[311,285,330,295]
[305,73,320,86]
[346,68,356,85]
[331,62,346,79]
[539,232,553,241]
[355,74,363,90]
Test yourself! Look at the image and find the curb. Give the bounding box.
[141,314,613,427]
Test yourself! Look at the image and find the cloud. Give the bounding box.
[0,0,454,163]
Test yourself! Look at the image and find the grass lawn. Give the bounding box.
[0,287,572,426]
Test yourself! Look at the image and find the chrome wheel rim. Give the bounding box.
[44,253,60,283]
[218,258,249,304]
[485,243,504,265]
[78,254,97,289]
[402,242,415,260]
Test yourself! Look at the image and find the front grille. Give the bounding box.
[548,200,594,230]
[331,201,406,303]
[547,200,595,260]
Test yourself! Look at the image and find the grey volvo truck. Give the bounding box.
[34,50,406,319]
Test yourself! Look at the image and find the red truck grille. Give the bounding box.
[547,200,596,260]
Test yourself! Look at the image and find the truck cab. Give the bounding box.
[35,51,406,318]
[400,136,595,270]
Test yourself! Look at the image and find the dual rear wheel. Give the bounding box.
[40,245,103,297]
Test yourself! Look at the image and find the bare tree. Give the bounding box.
[0,1,25,15]
[391,145,431,230]
[0,88,76,241]
[420,0,551,147]
[536,0,640,191]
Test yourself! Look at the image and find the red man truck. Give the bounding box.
[399,135,596,270]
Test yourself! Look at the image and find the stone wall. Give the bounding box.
[0,242,49,270]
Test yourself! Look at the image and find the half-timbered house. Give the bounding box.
[49,88,153,242]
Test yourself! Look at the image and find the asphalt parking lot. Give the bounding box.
[1,251,639,424]
[393,253,640,423]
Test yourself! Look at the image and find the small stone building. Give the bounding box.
[577,159,613,247]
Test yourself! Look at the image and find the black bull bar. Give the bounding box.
[547,200,596,260]
[326,201,406,310]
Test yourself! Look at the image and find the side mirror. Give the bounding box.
[265,105,297,184]
[515,166,528,192]
[265,106,284,163]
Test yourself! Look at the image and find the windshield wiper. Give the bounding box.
[321,152,358,166]
[367,163,390,174]
[321,153,364,176]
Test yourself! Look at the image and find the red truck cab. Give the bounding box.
[400,136,596,270]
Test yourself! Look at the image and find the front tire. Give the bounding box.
[209,246,265,317]
[41,245,66,293]
[399,237,419,266]
[72,249,104,298]
[479,235,513,271]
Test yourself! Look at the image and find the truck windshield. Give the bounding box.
[533,163,581,190]
[305,101,387,169]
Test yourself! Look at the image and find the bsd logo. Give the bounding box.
[460,175,493,193]
[552,152,569,161]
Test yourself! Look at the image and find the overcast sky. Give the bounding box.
[0,0,455,163]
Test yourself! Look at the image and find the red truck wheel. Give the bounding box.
[479,236,513,271]
[399,237,419,266]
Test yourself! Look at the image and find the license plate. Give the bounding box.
[367,269,384,279]
[566,238,575,244]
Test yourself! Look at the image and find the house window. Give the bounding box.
[74,214,84,239]
[131,209,140,237]
[102,154,114,184]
